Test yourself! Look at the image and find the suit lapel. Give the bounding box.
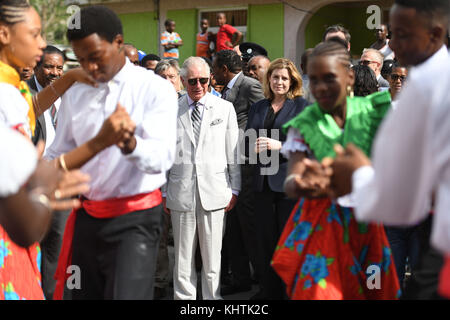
[273,99,295,130]
[224,73,243,103]
[179,96,195,146]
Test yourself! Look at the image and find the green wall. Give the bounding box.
[166,9,197,64]
[305,5,377,58]
[118,4,285,63]
[248,3,284,60]
[119,12,159,55]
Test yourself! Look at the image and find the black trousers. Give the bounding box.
[40,209,70,300]
[70,205,163,300]
[254,179,296,299]
[401,215,445,300]
[224,164,260,286]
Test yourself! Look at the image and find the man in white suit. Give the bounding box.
[162,57,241,300]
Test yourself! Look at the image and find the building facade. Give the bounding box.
[77,0,394,67]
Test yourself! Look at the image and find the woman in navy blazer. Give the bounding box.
[245,58,309,299]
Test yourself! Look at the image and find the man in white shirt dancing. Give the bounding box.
[327,0,450,299]
[46,6,178,299]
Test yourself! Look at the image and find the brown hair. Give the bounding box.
[263,58,303,100]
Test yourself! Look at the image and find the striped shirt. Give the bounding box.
[161,31,182,59]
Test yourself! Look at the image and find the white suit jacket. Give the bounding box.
[163,92,241,212]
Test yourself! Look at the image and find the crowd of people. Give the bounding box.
[1,0,450,301]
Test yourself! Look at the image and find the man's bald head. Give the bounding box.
[124,44,139,65]
[248,55,270,83]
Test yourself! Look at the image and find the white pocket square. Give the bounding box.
[210,119,223,126]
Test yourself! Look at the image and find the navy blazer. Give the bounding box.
[245,97,310,193]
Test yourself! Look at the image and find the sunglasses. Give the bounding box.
[359,60,380,66]
[390,74,406,82]
[187,77,209,86]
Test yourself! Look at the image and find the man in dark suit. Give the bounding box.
[28,45,68,300]
[212,49,265,295]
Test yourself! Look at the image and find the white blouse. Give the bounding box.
[0,125,37,197]
[0,83,32,137]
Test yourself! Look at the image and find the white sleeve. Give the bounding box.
[0,126,37,197]
[280,127,310,159]
[352,78,433,225]
[125,80,178,174]
[0,83,31,134]
[44,92,77,160]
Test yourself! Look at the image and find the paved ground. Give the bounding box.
[159,245,259,300]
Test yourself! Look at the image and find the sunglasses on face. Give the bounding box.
[187,77,209,86]
[390,74,406,82]
[359,60,379,66]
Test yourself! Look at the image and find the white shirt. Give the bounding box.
[351,46,450,253]
[0,125,37,197]
[34,77,61,152]
[0,83,32,137]
[187,94,206,119]
[45,59,179,201]
[379,40,395,61]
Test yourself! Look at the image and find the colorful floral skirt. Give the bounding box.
[0,226,44,300]
[271,198,401,300]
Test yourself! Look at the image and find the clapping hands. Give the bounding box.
[284,143,371,200]
[284,158,332,199]
[95,103,137,154]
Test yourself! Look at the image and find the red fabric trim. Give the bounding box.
[439,255,450,299]
[53,190,162,300]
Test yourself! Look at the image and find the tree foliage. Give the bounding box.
[30,0,69,44]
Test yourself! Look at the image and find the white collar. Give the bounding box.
[187,92,208,107]
[227,72,242,90]
[34,76,44,92]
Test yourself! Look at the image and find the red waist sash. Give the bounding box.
[439,255,450,299]
[53,190,162,300]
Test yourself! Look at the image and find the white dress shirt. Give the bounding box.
[34,77,61,152]
[0,125,37,197]
[0,83,32,137]
[187,94,206,119]
[45,59,179,201]
[351,46,450,253]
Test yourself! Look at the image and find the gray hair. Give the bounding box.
[155,59,181,76]
[180,56,210,79]
[362,48,384,65]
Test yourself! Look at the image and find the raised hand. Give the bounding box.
[50,170,90,211]
[254,137,282,153]
[65,67,98,88]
